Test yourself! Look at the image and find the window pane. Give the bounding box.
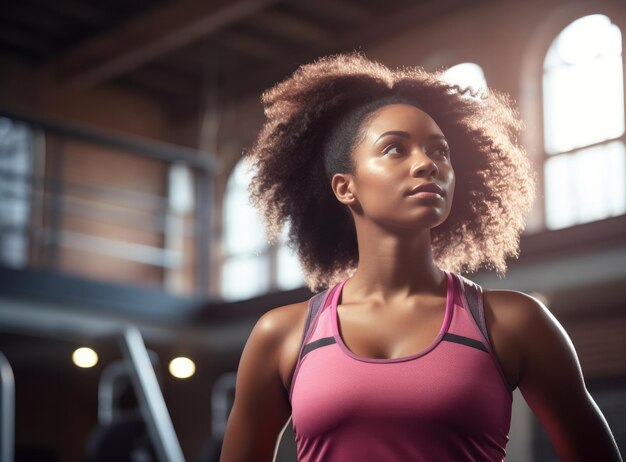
[544,141,626,230]
[276,243,304,290]
[276,217,304,289]
[544,55,624,153]
[222,160,271,300]
[543,15,624,153]
[442,62,487,96]
[0,117,33,268]
[168,163,194,213]
[221,254,270,301]
[546,14,622,67]
[223,160,267,255]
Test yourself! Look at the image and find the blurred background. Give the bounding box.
[0,0,624,461]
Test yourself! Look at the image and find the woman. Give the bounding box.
[219,53,622,461]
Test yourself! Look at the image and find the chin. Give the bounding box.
[393,217,446,233]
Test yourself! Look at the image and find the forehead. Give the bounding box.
[362,103,443,138]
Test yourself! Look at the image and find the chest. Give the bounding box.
[335,301,446,360]
[290,340,512,439]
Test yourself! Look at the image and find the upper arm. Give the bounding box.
[511,292,622,462]
[220,307,294,462]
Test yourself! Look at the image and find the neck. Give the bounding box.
[346,221,446,304]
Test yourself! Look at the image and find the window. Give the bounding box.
[441,62,488,96]
[221,159,303,301]
[0,117,35,268]
[542,14,625,230]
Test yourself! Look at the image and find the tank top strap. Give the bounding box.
[451,272,513,392]
[288,286,334,400]
[298,289,331,362]
[452,273,488,343]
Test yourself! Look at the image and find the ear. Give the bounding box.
[331,172,358,206]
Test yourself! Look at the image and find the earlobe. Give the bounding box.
[331,173,357,206]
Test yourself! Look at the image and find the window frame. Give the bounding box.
[219,159,303,301]
[540,14,625,230]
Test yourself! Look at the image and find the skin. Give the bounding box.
[220,104,622,462]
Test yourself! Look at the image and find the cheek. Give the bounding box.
[442,167,455,207]
[356,165,398,195]
[450,171,456,194]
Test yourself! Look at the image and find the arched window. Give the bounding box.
[441,62,488,96]
[0,117,34,268]
[221,159,303,301]
[542,14,625,230]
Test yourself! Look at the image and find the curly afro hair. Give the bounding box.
[243,52,537,293]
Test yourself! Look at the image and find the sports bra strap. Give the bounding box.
[297,289,330,362]
[452,273,490,345]
[287,289,330,397]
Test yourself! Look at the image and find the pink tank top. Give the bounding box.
[289,270,513,461]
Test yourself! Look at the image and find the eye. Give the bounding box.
[429,143,450,157]
[382,143,405,155]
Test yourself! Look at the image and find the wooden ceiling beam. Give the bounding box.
[27,0,107,25]
[250,10,332,45]
[122,65,201,99]
[290,0,374,24]
[221,0,494,99]
[49,0,280,89]
[220,30,285,62]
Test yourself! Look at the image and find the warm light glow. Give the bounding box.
[530,292,549,307]
[542,14,625,229]
[442,62,487,95]
[543,14,624,154]
[72,347,98,368]
[168,357,196,379]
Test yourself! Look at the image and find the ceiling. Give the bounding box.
[0,0,489,117]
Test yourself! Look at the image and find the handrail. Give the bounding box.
[0,107,223,174]
[0,108,216,295]
[0,352,14,462]
[0,167,171,212]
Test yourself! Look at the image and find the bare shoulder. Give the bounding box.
[481,288,553,390]
[254,299,311,392]
[254,300,310,341]
[222,300,309,461]
[482,288,560,340]
[483,287,582,368]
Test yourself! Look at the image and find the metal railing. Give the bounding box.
[0,108,223,296]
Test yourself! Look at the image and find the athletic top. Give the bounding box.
[288,270,513,462]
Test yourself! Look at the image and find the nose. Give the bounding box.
[409,150,439,178]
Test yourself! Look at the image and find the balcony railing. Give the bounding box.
[0,108,222,297]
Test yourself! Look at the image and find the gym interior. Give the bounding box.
[0,0,625,461]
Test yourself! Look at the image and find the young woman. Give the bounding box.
[219,53,622,462]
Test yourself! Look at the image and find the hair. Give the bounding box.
[242,52,537,293]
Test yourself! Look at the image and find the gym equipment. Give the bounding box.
[0,351,14,462]
[86,326,185,462]
[86,353,158,461]
[198,371,236,462]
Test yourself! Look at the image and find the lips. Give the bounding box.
[408,182,445,196]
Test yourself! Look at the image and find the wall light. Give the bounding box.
[72,347,98,368]
[169,357,196,379]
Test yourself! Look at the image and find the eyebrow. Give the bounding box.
[374,131,447,145]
